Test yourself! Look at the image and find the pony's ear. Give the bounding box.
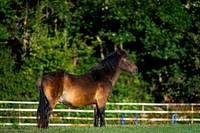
[116,50,122,55]
[116,50,124,56]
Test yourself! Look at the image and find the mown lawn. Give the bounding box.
[1,124,200,133]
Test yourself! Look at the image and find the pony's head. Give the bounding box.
[117,50,138,75]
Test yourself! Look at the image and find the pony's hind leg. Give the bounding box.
[44,101,51,128]
[37,72,65,128]
[94,104,100,127]
[37,81,55,128]
[37,90,50,128]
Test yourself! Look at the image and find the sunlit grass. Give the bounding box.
[1,124,200,133]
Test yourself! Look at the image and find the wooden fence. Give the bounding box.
[0,101,200,126]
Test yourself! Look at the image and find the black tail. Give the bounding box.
[37,78,50,128]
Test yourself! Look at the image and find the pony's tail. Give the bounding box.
[37,78,50,128]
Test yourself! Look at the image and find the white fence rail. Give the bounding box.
[0,101,200,126]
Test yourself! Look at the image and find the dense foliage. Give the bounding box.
[0,0,199,103]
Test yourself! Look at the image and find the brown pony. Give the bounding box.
[37,50,138,128]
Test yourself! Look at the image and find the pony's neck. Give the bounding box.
[107,68,121,86]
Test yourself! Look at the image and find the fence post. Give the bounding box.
[121,114,124,125]
[167,104,169,124]
[172,114,177,125]
[135,114,139,126]
[68,107,71,117]
[142,105,144,124]
[117,105,120,124]
[191,105,194,124]
[19,102,21,126]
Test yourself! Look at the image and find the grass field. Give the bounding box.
[1,124,200,133]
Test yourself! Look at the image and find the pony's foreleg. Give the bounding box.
[96,97,107,127]
[98,107,105,127]
[94,104,105,127]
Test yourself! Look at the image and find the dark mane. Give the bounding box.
[89,50,124,73]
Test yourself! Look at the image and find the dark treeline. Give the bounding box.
[0,0,199,103]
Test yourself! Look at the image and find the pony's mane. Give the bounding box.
[89,50,125,72]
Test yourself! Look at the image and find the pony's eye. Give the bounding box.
[125,58,129,61]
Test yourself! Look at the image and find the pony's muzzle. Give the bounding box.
[132,67,138,75]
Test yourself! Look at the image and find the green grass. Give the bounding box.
[1,125,200,133]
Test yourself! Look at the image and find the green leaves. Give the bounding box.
[0,0,199,102]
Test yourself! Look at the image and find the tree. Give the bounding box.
[0,0,199,102]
